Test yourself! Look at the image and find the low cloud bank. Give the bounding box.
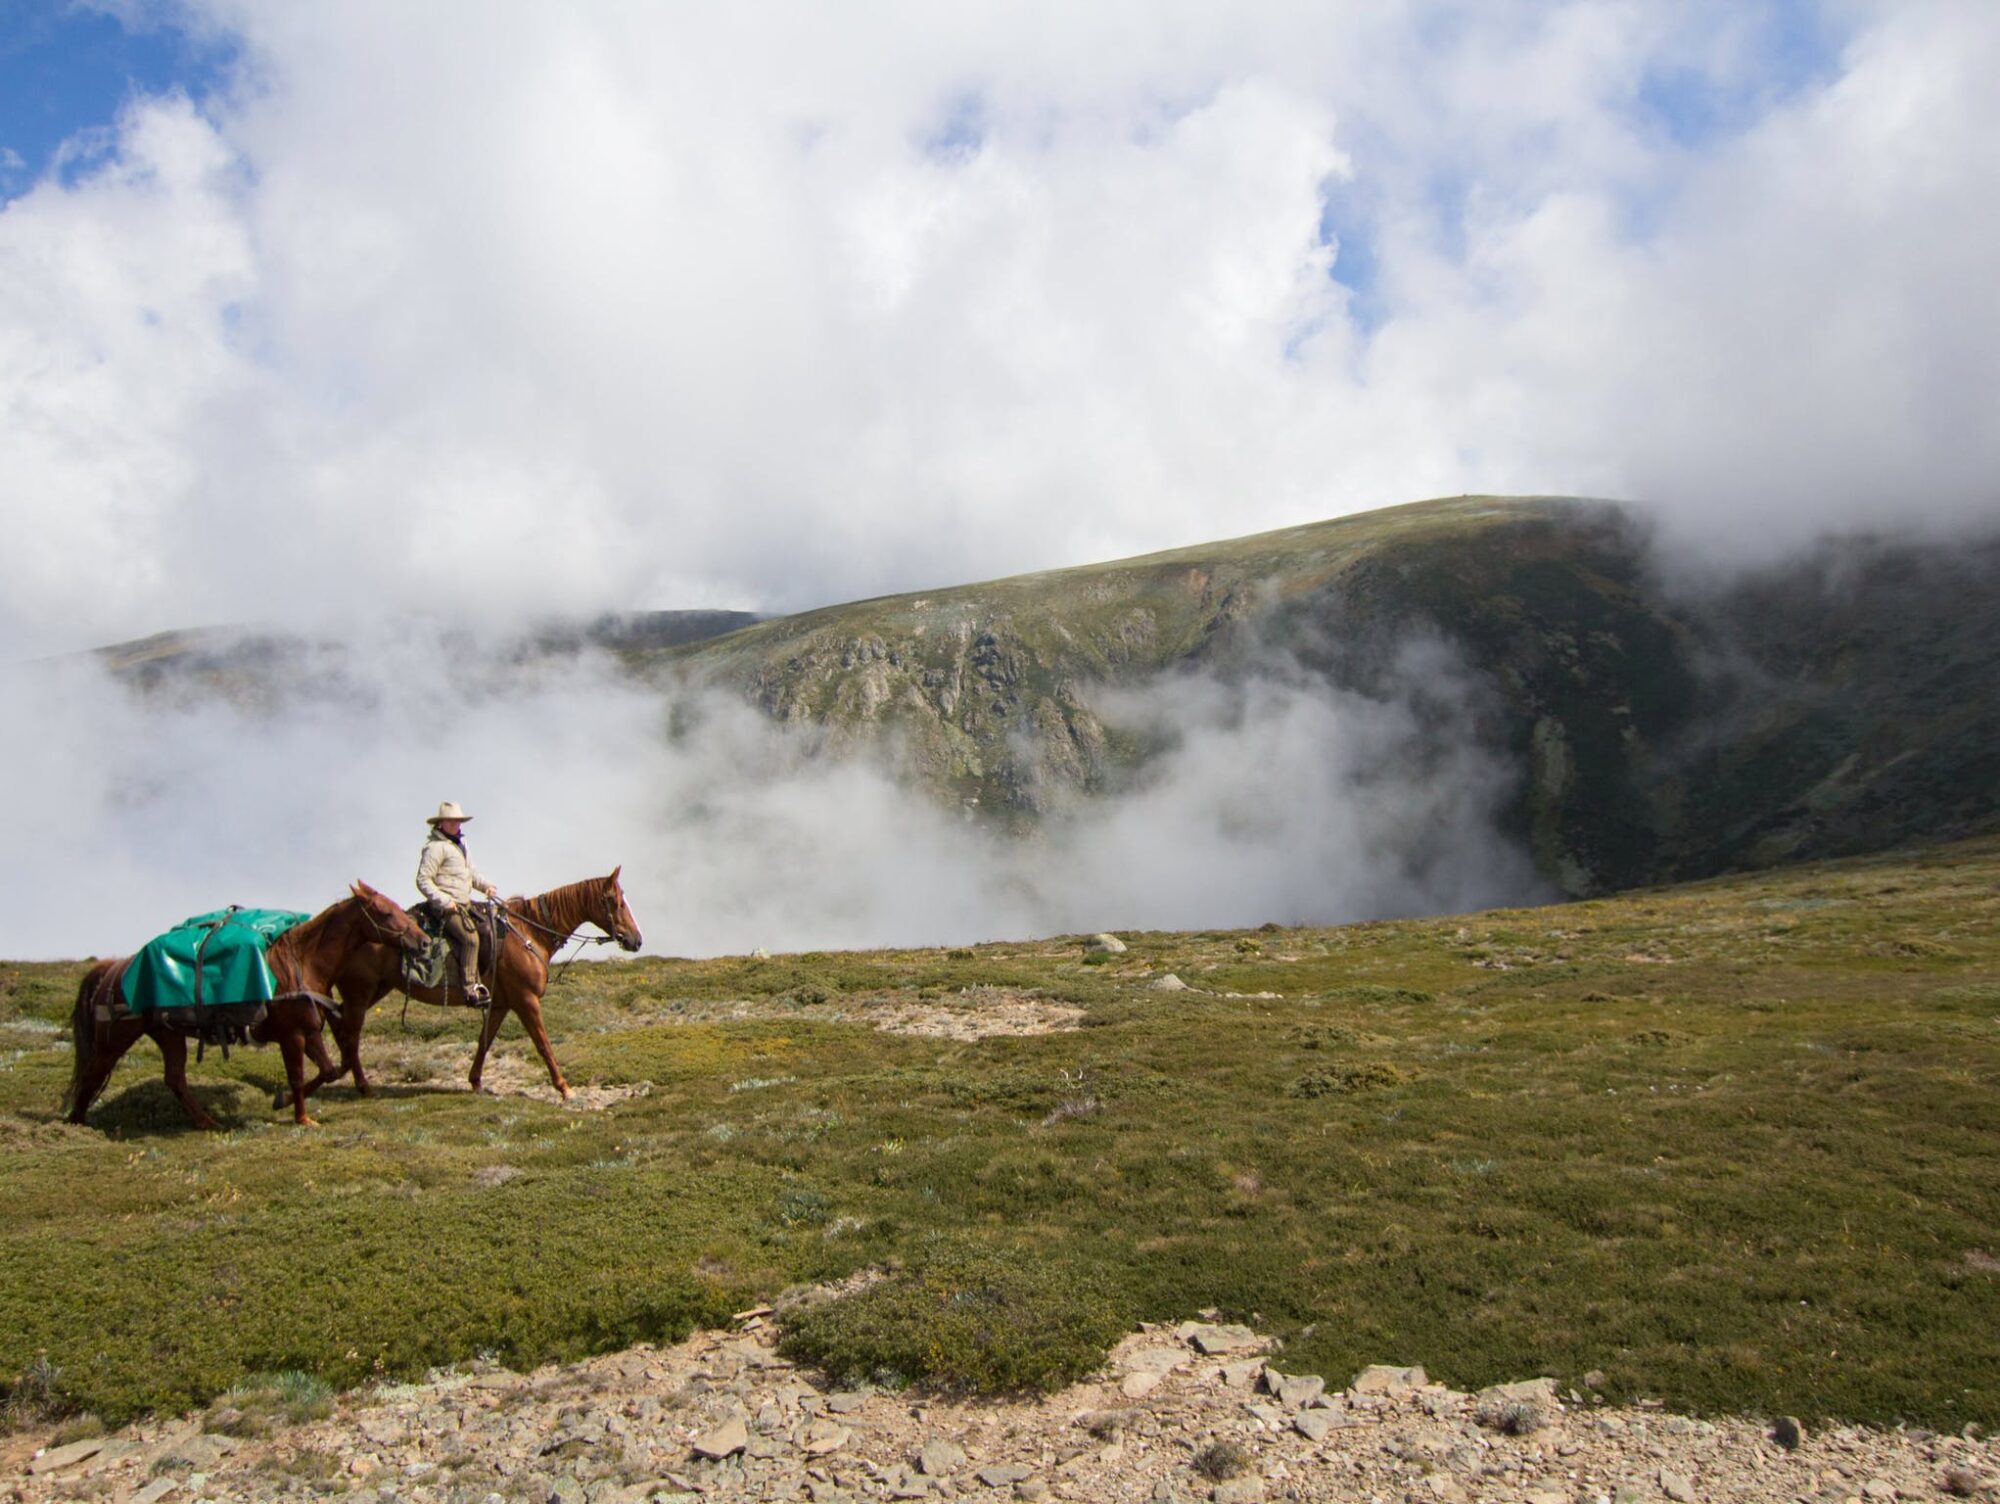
[0,629,1544,960]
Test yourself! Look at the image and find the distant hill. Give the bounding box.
[84,497,2000,898]
[91,610,760,704]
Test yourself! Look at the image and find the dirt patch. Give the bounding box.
[384,1039,652,1112]
[650,987,1084,1040]
[467,1049,652,1111]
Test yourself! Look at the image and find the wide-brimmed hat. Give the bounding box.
[428,801,473,824]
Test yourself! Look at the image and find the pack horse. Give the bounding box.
[64,882,427,1130]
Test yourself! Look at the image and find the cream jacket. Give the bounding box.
[416,830,492,909]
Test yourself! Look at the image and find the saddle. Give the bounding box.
[405,901,507,1002]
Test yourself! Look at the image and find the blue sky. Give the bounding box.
[0,0,234,199]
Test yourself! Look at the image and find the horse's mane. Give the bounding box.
[506,875,607,915]
[263,895,358,991]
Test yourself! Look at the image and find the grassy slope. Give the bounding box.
[3,838,1997,1427]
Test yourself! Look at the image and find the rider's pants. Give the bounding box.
[438,904,482,997]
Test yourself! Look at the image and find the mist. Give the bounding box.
[0,628,1543,960]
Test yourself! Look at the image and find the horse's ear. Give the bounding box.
[351,880,366,897]
[609,865,622,883]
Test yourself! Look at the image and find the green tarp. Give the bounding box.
[120,907,312,1015]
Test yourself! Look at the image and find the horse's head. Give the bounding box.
[350,879,428,955]
[593,866,644,953]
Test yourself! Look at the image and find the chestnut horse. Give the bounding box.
[64,882,427,1130]
[288,868,642,1106]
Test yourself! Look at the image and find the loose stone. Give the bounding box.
[1659,1466,1698,1502]
[917,1439,966,1476]
[1219,1360,1266,1389]
[690,1416,749,1459]
[1189,1324,1261,1355]
[802,1421,851,1456]
[1349,1364,1428,1395]
[1294,1411,1334,1443]
[26,1439,104,1476]
[1474,1378,1560,1435]
[1263,1370,1325,1410]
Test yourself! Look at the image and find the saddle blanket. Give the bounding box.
[120,907,312,1016]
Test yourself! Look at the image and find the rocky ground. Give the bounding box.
[7,1308,1995,1504]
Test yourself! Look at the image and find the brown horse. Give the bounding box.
[64,882,428,1130]
[289,868,642,1106]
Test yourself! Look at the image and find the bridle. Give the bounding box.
[510,883,635,985]
[356,895,425,953]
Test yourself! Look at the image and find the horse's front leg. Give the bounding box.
[516,993,571,1101]
[158,1028,221,1130]
[467,995,506,1092]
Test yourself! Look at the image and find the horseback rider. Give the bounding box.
[416,802,500,1004]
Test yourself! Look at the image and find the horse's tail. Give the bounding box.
[63,968,98,1116]
[63,964,115,1120]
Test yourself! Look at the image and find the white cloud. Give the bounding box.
[1,0,1996,661]
[0,629,1540,958]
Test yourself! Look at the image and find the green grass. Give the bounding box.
[2,837,1998,1427]
[778,1237,1128,1393]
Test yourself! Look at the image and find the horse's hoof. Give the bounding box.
[296,1116,321,1128]
[557,1085,573,1102]
[272,1090,290,1110]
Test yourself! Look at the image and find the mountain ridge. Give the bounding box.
[78,495,2000,902]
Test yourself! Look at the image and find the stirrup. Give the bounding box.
[467,982,492,1006]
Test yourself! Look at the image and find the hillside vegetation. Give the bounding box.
[3,837,1996,1428]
